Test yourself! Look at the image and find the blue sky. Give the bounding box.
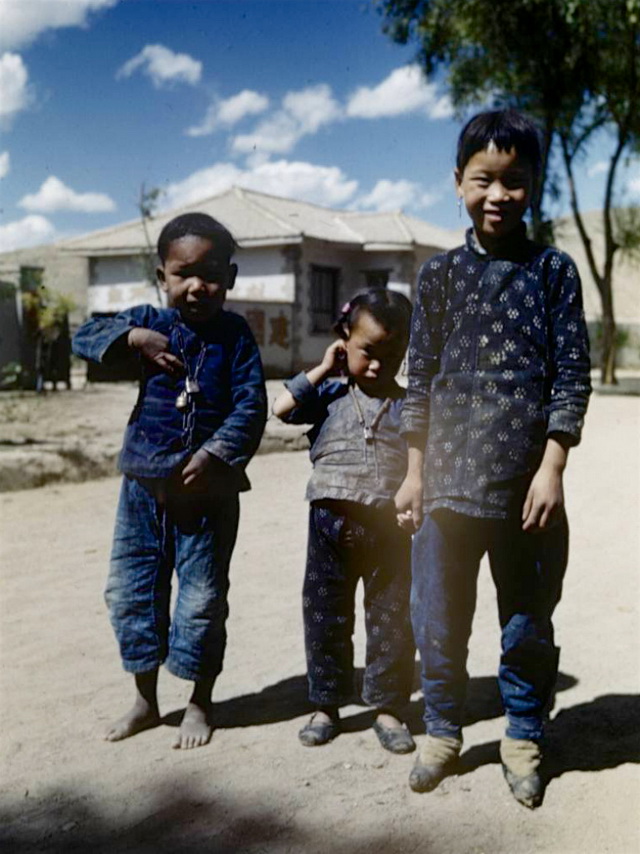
[1,0,638,252]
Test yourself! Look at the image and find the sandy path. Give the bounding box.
[0,393,638,853]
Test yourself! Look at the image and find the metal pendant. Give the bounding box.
[185,378,200,394]
[175,390,189,411]
[363,425,374,443]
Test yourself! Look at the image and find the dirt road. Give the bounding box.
[0,392,638,853]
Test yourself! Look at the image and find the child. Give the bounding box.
[395,110,591,806]
[273,289,416,754]
[73,213,267,749]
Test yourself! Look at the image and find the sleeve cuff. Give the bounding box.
[98,321,136,363]
[283,371,319,404]
[547,410,584,446]
[399,410,430,439]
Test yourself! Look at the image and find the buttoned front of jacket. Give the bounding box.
[401,229,592,518]
[282,373,407,507]
[72,306,267,487]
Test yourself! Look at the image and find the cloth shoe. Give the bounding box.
[500,736,543,809]
[372,720,416,754]
[409,734,462,792]
[298,711,340,747]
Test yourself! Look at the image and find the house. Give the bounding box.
[0,187,459,377]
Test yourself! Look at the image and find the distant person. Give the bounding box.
[73,213,267,749]
[395,110,592,807]
[273,289,416,755]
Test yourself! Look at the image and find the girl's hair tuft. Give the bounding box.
[333,288,412,341]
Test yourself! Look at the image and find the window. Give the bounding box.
[310,265,339,333]
[364,269,390,289]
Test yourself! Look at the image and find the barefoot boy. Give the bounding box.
[73,213,266,749]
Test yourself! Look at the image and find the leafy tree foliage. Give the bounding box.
[378,0,640,383]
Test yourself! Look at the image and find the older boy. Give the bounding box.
[395,111,591,806]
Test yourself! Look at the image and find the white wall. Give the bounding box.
[228,248,295,303]
[88,255,160,313]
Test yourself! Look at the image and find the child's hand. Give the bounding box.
[128,327,184,376]
[394,474,423,532]
[181,448,213,487]
[320,339,347,375]
[522,463,564,532]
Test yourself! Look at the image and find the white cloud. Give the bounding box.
[0,151,9,179]
[0,215,56,252]
[587,160,609,178]
[232,84,342,155]
[186,90,269,137]
[357,178,441,212]
[117,44,202,88]
[282,84,342,133]
[162,157,358,211]
[19,176,116,213]
[0,52,30,124]
[162,163,243,210]
[232,113,300,156]
[346,64,453,120]
[241,159,357,206]
[0,0,118,51]
[629,175,640,197]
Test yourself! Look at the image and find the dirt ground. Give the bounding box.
[0,386,639,853]
[0,379,307,491]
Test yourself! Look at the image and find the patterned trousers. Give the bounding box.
[303,500,415,712]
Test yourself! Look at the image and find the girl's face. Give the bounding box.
[345,311,406,392]
[455,143,534,249]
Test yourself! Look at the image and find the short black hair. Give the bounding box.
[157,212,236,264]
[333,288,413,342]
[456,109,542,176]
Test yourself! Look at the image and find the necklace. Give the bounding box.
[174,327,206,412]
[173,327,207,450]
[348,384,391,443]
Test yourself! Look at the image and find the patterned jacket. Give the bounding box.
[73,306,267,488]
[400,228,592,518]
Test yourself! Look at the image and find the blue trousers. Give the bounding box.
[411,509,568,741]
[107,476,239,682]
[303,501,415,712]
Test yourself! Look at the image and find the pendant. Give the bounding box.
[185,378,200,394]
[363,425,374,443]
[175,391,189,411]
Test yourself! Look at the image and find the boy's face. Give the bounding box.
[157,235,237,324]
[455,144,534,247]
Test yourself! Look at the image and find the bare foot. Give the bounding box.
[104,701,160,742]
[105,670,160,742]
[172,701,213,749]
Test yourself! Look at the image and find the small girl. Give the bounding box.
[273,289,416,754]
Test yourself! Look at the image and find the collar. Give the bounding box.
[465,224,530,261]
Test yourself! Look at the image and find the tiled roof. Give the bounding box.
[58,186,459,255]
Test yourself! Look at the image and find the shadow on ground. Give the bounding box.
[0,782,420,854]
[163,668,577,735]
[457,693,640,783]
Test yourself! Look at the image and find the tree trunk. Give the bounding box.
[600,279,617,385]
[530,121,555,244]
